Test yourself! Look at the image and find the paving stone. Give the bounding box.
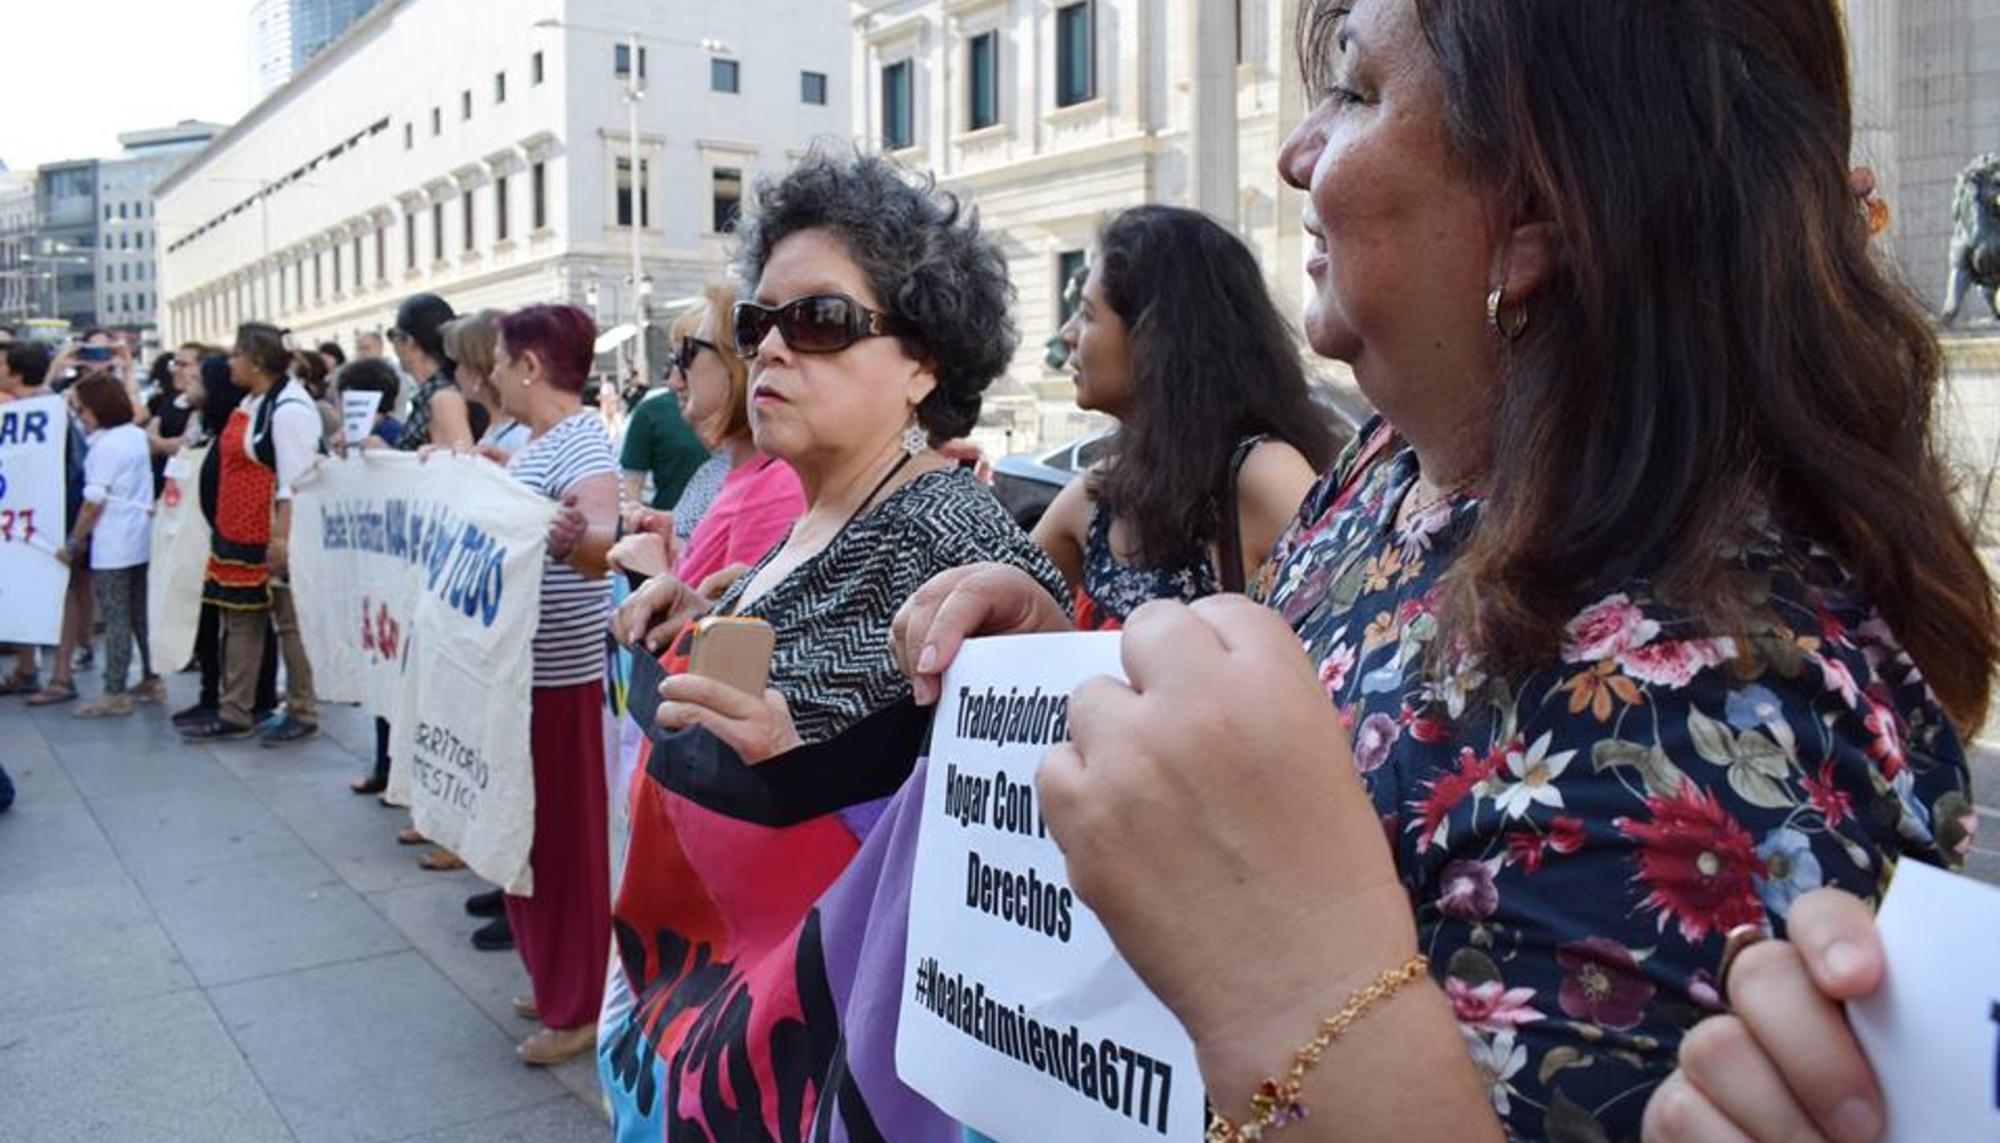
[0,873,195,1023]
[210,951,561,1143]
[386,1096,605,1143]
[249,770,442,895]
[92,779,305,874]
[137,850,409,987]
[0,989,296,1143]
[0,798,125,898]
[364,879,534,1033]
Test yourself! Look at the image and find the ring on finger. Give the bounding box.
[1716,922,1770,1005]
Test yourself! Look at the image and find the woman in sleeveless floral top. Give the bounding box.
[1033,206,1341,630]
[897,2,1993,1140]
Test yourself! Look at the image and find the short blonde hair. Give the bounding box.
[441,309,502,380]
[669,283,752,444]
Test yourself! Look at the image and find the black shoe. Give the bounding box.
[259,715,319,748]
[170,702,218,728]
[181,718,256,741]
[465,889,504,918]
[471,915,514,951]
[350,773,388,796]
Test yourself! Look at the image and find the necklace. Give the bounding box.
[1395,473,1472,531]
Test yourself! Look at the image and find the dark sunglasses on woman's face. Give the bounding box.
[731,294,906,359]
[670,336,719,377]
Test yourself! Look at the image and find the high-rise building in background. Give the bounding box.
[0,172,37,322]
[163,0,850,366]
[250,0,382,102]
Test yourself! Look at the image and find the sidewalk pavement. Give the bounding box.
[0,672,605,1143]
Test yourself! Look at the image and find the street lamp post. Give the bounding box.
[533,18,731,391]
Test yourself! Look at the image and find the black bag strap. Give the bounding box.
[1217,434,1265,594]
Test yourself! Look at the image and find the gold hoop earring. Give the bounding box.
[1486,285,1529,341]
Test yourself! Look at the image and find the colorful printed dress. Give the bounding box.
[600,469,1067,1142]
[200,407,274,612]
[1245,419,1974,1138]
[1073,501,1219,630]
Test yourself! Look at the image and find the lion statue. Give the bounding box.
[1943,153,2000,326]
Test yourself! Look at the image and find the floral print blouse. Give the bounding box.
[1254,420,1975,1140]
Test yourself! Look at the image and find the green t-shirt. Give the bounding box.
[620,390,710,510]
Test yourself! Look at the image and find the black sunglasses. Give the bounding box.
[731,294,906,359]
[670,336,719,376]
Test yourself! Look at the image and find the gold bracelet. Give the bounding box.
[1205,954,1431,1143]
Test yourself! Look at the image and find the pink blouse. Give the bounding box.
[674,454,806,586]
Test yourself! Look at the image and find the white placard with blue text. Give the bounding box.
[1847,859,2000,1142]
[897,632,1204,1143]
[0,394,70,645]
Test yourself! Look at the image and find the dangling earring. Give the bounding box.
[1487,285,1529,341]
[901,420,928,456]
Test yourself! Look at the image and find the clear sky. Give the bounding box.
[0,0,253,171]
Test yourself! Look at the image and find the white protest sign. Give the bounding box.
[148,446,210,670]
[1847,859,2000,1142]
[340,390,376,446]
[0,394,70,645]
[291,452,554,894]
[897,632,1203,1143]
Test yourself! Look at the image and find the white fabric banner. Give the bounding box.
[896,632,1205,1143]
[148,446,210,671]
[0,394,70,646]
[291,452,555,894]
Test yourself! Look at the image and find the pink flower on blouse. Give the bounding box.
[1446,977,1545,1032]
[1562,593,1660,662]
[1618,637,1736,689]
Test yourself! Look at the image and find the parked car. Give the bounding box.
[990,385,1368,531]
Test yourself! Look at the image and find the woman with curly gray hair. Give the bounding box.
[599,153,1065,1136]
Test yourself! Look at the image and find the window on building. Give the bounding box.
[295,260,305,308]
[615,157,651,228]
[462,190,475,251]
[495,71,507,104]
[1056,1,1096,107]
[713,167,742,233]
[432,202,444,261]
[495,175,510,241]
[313,251,323,302]
[405,211,417,270]
[431,107,441,135]
[531,162,547,230]
[802,70,828,105]
[405,122,414,149]
[532,50,544,85]
[332,243,342,290]
[104,205,112,221]
[118,202,128,220]
[711,58,740,93]
[376,226,387,281]
[614,43,647,79]
[968,31,1000,130]
[461,90,472,120]
[1058,249,1087,322]
[353,235,363,290]
[882,60,914,149]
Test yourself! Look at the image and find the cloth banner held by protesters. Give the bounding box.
[291,451,554,893]
[148,446,210,670]
[0,394,70,645]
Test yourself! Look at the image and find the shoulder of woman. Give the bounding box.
[1237,439,1318,502]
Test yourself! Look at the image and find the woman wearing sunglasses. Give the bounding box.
[607,283,805,591]
[600,153,1066,1140]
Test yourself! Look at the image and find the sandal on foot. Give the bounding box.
[517,1024,595,1066]
[73,694,135,718]
[26,681,77,706]
[350,774,388,795]
[396,827,427,846]
[419,848,465,871]
[512,996,539,1020]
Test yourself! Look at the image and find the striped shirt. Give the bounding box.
[508,408,617,687]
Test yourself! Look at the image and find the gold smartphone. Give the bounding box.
[687,616,776,698]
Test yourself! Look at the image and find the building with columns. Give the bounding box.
[159,0,851,358]
[1844,0,2000,317]
[849,0,1313,445]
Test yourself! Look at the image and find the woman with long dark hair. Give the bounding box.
[1040,205,1340,627]
[895,1,1991,1140]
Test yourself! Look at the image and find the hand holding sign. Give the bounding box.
[1644,888,1888,1143]
[1039,598,1421,1078]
